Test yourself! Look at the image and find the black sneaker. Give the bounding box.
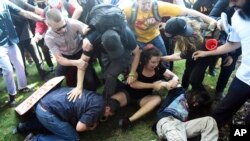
[5,99,16,107]
[118,117,132,130]
[19,87,32,93]
[6,95,16,107]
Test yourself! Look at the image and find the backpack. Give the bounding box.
[192,0,218,15]
[129,0,161,29]
[87,4,127,34]
[77,0,103,23]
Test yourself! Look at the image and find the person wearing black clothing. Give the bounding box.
[109,46,179,129]
[162,17,218,91]
[10,0,48,80]
[68,26,141,104]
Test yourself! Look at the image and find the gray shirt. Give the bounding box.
[45,18,86,55]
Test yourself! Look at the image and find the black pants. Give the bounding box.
[212,77,250,128]
[37,39,54,68]
[55,50,99,91]
[99,53,129,103]
[182,56,218,91]
[216,49,241,93]
[18,39,45,77]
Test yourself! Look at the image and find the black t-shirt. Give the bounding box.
[126,64,166,100]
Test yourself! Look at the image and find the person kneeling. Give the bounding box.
[23,87,114,141]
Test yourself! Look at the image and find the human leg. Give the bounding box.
[0,46,17,96]
[151,35,167,56]
[156,116,187,141]
[212,77,250,128]
[185,116,218,141]
[215,54,240,99]
[7,44,28,90]
[111,91,128,107]
[129,95,161,122]
[102,58,127,103]
[33,104,79,141]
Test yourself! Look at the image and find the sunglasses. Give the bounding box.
[55,23,67,31]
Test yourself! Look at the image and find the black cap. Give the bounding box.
[101,30,124,60]
[165,17,194,37]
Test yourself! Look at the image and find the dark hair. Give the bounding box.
[186,90,212,120]
[106,99,120,114]
[239,0,250,20]
[140,44,161,66]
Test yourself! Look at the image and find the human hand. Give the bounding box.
[88,123,98,131]
[83,27,90,35]
[153,80,163,91]
[223,56,233,67]
[192,51,208,61]
[168,78,179,89]
[75,59,88,70]
[67,88,83,102]
[127,72,137,85]
[208,20,217,31]
[82,38,93,52]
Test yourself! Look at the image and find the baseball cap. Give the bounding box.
[101,30,124,60]
[165,17,194,37]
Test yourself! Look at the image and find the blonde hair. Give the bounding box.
[175,18,204,54]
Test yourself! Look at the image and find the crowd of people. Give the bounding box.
[0,0,249,140]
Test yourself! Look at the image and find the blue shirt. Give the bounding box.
[40,87,105,126]
[0,0,21,46]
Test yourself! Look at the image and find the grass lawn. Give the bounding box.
[0,60,233,141]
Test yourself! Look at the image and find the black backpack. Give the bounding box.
[87,4,127,34]
[77,0,103,23]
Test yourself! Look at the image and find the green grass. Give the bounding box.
[0,60,234,141]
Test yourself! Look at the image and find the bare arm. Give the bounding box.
[19,9,44,21]
[34,7,44,15]
[192,41,241,60]
[70,0,83,20]
[76,121,97,132]
[129,80,157,89]
[180,8,217,26]
[161,52,182,62]
[54,52,85,67]
[67,54,90,102]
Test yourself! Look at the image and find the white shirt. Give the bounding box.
[230,10,250,85]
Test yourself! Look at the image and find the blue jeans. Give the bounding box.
[137,35,167,56]
[212,77,250,128]
[0,44,27,95]
[33,104,79,141]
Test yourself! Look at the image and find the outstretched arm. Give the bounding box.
[67,54,90,102]
[192,41,241,60]
[161,52,182,62]
[19,9,44,21]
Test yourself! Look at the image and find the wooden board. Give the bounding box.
[15,76,65,115]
